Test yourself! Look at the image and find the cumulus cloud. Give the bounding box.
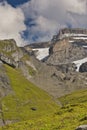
[21,0,87,43]
[0,0,87,45]
[0,1,26,46]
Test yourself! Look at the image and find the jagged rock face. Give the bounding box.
[0,39,16,52]
[46,39,87,65]
[0,39,23,68]
[79,62,87,72]
[31,58,87,97]
[0,63,12,97]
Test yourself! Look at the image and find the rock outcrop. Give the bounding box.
[56,63,76,73]
[0,39,23,68]
[79,62,87,72]
[0,39,37,81]
[46,39,87,65]
[0,63,12,98]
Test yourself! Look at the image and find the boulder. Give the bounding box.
[76,125,87,130]
[56,63,76,73]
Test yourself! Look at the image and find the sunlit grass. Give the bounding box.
[1,65,87,130]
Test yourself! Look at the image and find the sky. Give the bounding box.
[0,0,87,46]
[6,0,29,7]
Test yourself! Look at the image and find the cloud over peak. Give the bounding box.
[0,0,87,45]
[21,0,87,43]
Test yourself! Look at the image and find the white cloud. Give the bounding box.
[21,0,87,43]
[0,1,26,46]
[0,0,87,45]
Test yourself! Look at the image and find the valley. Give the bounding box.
[0,28,87,129]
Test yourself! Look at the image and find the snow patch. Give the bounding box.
[73,57,87,71]
[33,48,49,60]
[69,40,74,43]
[73,37,87,40]
[83,46,87,48]
[60,33,87,39]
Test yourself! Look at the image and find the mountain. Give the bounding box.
[23,28,87,98]
[0,28,87,130]
[48,28,87,72]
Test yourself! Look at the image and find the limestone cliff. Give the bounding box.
[47,39,87,65]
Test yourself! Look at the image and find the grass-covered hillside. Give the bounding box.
[1,65,87,130]
[0,64,58,129]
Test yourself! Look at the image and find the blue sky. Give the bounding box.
[6,0,29,7]
[0,0,87,46]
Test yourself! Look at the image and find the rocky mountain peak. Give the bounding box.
[52,28,87,42]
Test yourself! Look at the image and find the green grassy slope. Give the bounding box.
[2,87,87,130]
[1,65,87,130]
[57,89,87,129]
[0,65,58,129]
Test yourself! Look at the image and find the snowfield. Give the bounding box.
[73,57,87,71]
[33,48,49,60]
[69,40,74,43]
